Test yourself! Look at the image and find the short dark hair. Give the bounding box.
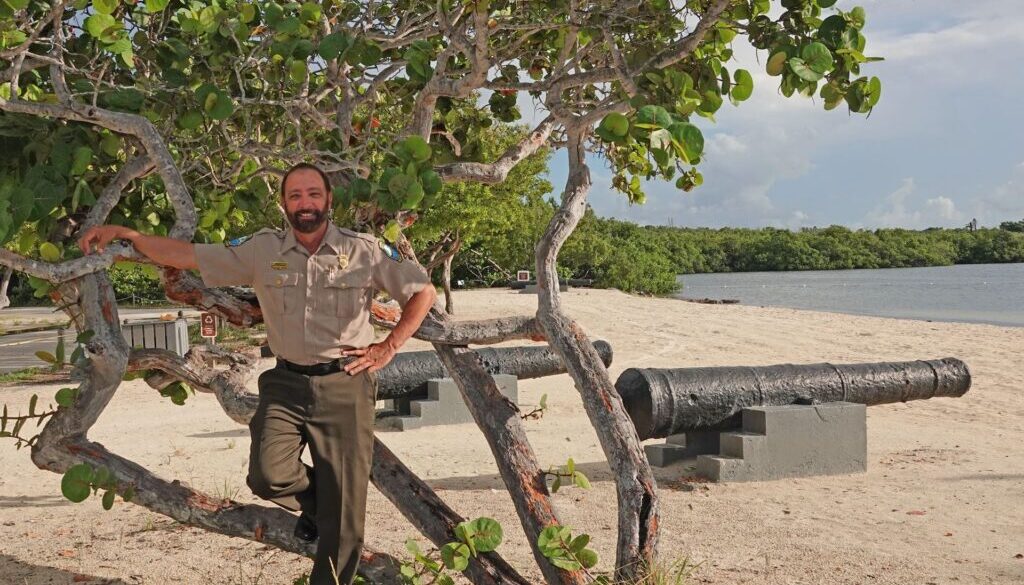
[280,162,332,198]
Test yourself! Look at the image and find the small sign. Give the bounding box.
[517,270,531,282]
[200,313,218,339]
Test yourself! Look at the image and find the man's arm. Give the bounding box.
[78,225,197,270]
[342,284,437,375]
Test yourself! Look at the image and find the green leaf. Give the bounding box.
[599,112,629,138]
[92,0,118,16]
[818,14,847,48]
[648,128,672,151]
[39,242,60,262]
[35,351,57,364]
[55,387,78,408]
[550,556,583,571]
[577,548,598,569]
[801,42,834,73]
[277,16,300,34]
[467,517,502,552]
[569,534,590,553]
[146,0,170,13]
[61,464,94,503]
[71,146,93,176]
[207,91,234,121]
[238,3,256,22]
[319,31,351,60]
[573,472,591,489]
[289,60,308,83]
[850,6,866,29]
[101,489,116,510]
[537,526,562,554]
[401,136,432,162]
[418,170,442,196]
[440,542,470,571]
[178,110,204,130]
[636,105,672,128]
[382,220,401,243]
[730,69,753,102]
[551,475,561,493]
[28,394,37,416]
[668,123,703,162]
[93,466,113,488]
[404,539,421,557]
[84,14,116,39]
[817,0,837,7]
[4,0,29,9]
[788,57,824,82]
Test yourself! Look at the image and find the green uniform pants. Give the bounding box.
[247,366,377,585]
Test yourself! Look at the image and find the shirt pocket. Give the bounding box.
[324,268,371,318]
[260,271,301,315]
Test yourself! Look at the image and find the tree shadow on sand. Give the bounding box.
[0,554,134,584]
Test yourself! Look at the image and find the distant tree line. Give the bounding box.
[451,213,1024,296]
[7,211,1023,304]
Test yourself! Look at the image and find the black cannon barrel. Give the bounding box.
[616,358,971,440]
[377,340,613,400]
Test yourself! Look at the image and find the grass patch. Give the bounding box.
[0,366,72,386]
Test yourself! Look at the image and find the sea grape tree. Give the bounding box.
[0,0,879,582]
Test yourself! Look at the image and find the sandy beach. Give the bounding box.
[1,287,1022,584]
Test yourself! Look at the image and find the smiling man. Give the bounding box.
[78,162,437,585]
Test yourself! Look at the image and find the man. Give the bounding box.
[78,163,436,585]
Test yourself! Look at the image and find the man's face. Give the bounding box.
[282,168,331,233]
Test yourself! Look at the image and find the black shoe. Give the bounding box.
[294,512,317,542]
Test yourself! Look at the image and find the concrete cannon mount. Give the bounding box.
[647,402,867,482]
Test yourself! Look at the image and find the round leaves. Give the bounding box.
[61,463,94,503]
[196,84,234,121]
[730,69,753,102]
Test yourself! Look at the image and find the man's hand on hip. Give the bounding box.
[341,340,397,375]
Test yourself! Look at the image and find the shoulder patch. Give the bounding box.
[378,240,402,263]
[225,234,253,247]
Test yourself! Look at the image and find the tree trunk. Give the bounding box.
[442,253,454,314]
[0,266,11,310]
[533,129,660,581]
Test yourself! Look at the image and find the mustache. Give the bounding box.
[287,205,328,233]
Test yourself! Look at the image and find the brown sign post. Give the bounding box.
[200,312,218,340]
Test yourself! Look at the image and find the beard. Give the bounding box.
[286,203,329,233]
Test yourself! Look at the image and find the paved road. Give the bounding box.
[0,308,202,374]
[0,328,66,373]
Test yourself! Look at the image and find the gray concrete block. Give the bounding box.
[696,402,866,482]
[646,431,721,467]
[380,375,518,431]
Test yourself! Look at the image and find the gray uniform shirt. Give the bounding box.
[194,224,430,365]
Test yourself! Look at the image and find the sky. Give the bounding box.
[523,0,1024,230]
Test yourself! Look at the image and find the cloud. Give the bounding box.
[864,178,965,228]
[970,161,1024,225]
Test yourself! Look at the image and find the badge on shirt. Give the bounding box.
[225,235,252,247]
[337,253,349,270]
[271,261,288,270]
[379,241,402,263]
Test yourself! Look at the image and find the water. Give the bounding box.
[675,263,1024,327]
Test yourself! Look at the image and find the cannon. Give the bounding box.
[616,358,971,440]
[378,340,613,400]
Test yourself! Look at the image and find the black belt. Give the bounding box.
[276,356,356,376]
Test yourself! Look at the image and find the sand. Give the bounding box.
[1,288,1022,584]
